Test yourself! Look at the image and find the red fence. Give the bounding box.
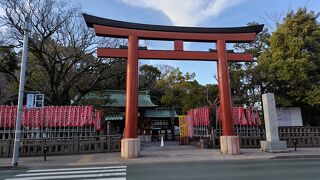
[0,106,103,130]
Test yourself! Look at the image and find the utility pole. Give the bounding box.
[171,106,176,141]
[12,13,32,167]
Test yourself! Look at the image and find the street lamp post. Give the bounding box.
[12,13,32,167]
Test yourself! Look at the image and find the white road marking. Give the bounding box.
[6,166,127,180]
[27,165,126,172]
[16,168,126,177]
[6,172,126,180]
[93,178,126,180]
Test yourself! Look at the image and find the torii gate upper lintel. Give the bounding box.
[83,14,263,158]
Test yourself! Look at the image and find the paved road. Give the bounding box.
[129,159,320,180]
[1,159,320,180]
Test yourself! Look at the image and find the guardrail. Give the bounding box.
[0,135,122,157]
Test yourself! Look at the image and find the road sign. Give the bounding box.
[26,94,34,109]
[35,94,44,108]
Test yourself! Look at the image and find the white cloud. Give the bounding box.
[140,59,177,68]
[121,0,243,26]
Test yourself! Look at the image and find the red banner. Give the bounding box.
[187,106,210,127]
[255,109,262,127]
[95,110,103,130]
[0,105,101,130]
[216,107,221,127]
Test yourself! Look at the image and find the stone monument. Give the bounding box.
[261,93,288,152]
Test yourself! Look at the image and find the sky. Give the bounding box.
[77,0,320,85]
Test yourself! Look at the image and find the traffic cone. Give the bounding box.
[160,136,164,147]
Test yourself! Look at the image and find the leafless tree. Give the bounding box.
[0,0,126,105]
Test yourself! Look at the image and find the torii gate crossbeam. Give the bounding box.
[83,14,263,158]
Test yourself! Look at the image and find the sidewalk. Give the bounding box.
[1,141,320,169]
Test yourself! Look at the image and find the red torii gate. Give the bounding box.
[83,14,263,158]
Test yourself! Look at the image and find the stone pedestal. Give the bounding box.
[220,136,240,155]
[261,93,287,152]
[261,141,287,153]
[121,138,140,159]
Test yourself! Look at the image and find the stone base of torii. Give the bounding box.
[220,136,240,155]
[121,138,140,159]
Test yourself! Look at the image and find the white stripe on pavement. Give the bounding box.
[93,178,126,180]
[27,166,126,173]
[5,172,126,180]
[16,168,126,177]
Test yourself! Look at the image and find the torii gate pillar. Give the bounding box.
[121,35,140,158]
[217,40,240,155]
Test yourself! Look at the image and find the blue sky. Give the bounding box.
[77,0,320,85]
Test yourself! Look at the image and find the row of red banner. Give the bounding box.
[0,106,103,130]
[216,107,262,126]
[186,106,262,127]
[187,106,210,127]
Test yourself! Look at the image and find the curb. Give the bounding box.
[271,155,320,159]
[0,166,28,170]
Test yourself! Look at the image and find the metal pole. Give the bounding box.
[171,106,175,141]
[12,13,31,167]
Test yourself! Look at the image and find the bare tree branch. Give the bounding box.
[0,0,126,105]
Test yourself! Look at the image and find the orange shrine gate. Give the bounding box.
[83,14,263,158]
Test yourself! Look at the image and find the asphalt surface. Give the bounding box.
[128,159,320,180]
[0,167,27,180]
[1,159,320,180]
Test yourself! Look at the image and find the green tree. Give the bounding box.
[259,8,320,125]
[230,22,271,107]
[0,46,19,103]
[0,46,19,83]
[139,64,162,104]
[156,67,207,114]
[139,64,161,90]
[259,8,320,106]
